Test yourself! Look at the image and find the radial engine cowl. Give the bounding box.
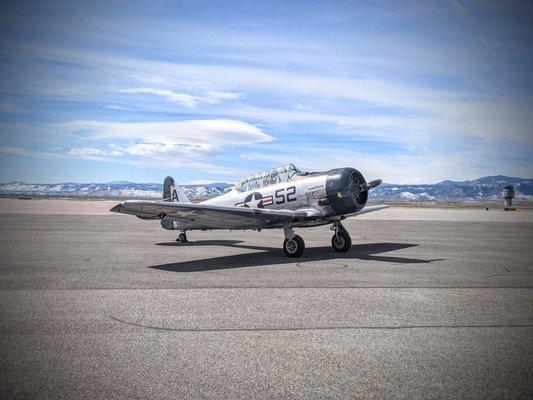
[325,168,368,215]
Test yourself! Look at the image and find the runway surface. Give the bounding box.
[1,205,532,399]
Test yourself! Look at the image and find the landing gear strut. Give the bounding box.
[283,227,305,257]
[331,221,351,252]
[176,231,188,243]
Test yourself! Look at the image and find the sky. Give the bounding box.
[0,0,532,184]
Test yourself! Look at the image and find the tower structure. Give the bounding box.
[502,185,515,210]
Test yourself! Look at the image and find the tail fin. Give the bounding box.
[163,176,191,204]
[161,176,190,230]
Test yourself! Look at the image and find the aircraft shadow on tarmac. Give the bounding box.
[150,241,443,272]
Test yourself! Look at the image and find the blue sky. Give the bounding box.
[0,0,532,184]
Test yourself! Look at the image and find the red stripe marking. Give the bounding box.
[262,196,273,206]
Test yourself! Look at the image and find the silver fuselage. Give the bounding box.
[172,173,335,231]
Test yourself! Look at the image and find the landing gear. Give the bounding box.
[331,222,351,252]
[283,227,305,257]
[283,236,305,257]
[176,232,188,243]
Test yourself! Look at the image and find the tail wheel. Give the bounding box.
[283,235,305,258]
[331,230,351,252]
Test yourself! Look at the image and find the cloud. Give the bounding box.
[0,145,71,160]
[1,3,531,183]
[61,119,274,166]
[205,90,244,102]
[68,147,108,157]
[0,144,244,178]
[62,119,274,144]
[117,87,199,107]
[6,44,530,142]
[12,44,531,141]
[7,44,453,108]
[1,118,276,178]
[123,142,220,158]
[0,146,40,157]
[117,87,244,108]
[0,145,122,162]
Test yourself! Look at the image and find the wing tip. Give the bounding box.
[110,203,122,213]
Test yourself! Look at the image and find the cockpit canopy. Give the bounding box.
[235,164,302,192]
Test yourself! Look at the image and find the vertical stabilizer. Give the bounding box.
[161,176,191,230]
[163,176,191,203]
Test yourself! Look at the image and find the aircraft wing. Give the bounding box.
[343,204,389,218]
[110,200,308,229]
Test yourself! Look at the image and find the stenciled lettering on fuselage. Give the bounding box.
[235,186,297,208]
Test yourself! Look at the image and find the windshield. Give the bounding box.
[236,164,302,192]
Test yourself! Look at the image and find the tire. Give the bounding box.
[331,230,351,252]
[283,235,305,257]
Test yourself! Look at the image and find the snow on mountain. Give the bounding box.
[0,181,233,200]
[399,191,418,200]
[0,176,531,203]
[370,176,532,203]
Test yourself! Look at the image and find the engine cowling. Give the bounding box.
[325,168,368,215]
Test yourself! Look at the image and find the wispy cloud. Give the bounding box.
[8,43,531,141]
[68,147,109,157]
[61,119,273,143]
[117,88,200,107]
[117,87,244,108]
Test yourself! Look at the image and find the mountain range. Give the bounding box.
[0,181,233,200]
[1,176,531,203]
[371,176,532,203]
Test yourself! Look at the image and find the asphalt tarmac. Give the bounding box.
[1,208,532,399]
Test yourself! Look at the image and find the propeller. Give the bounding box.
[359,179,382,192]
[337,175,382,201]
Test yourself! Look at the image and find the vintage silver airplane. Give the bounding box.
[110,164,388,257]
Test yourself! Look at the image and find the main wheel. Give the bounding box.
[177,232,188,243]
[283,235,305,257]
[331,230,351,252]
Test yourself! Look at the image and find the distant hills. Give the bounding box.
[0,176,531,203]
[371,176,532,203]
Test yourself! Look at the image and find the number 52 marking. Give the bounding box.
[275,186,297,204]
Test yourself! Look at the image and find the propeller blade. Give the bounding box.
[354,179,382,194]
[337,178,382,198]
[366,179,382,190]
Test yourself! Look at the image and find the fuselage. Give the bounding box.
[202,172,329,211]
[168,167,369,231]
